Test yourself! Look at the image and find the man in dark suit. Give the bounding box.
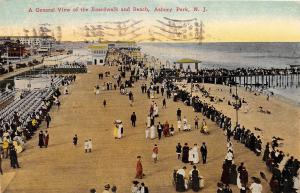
[200,142,207,164]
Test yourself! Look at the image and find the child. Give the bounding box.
[177,120,181,132]
[103,100,106,107]
[88,139,92,153]
[170,124,175,136]
[84,140,89,153]
[176,143,182,159]
[152,144,158,163]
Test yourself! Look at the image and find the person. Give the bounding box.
[182,143,189,163]
[157,123,162,140]
[45,113,51,128]
[73,134,78,146]
[239,166,249,188]
[145,127,150,139]
[163,98,166,108]
[44,130,49,148]
[136,156,144,179]
[217,182,224,193]
[163,121,170,137]
[170,124,175,136]
[140,182,149,193]
[249,180,262,193]
[200,142,207,164]
[103,184,110,193]
[152,144,158,163]
[177,120,181,132]
[189,148,194,165]
[191,144,200,164]
[221,161,231,185]
[223,184,233,193]
[103,100,106,107]
[9,144,20,168]
[90,188,97,193]
[177,108,182,121]
[177,166,188,191]
[84,140,89,153]
[0,149,3,175]
[2,139,9,158]
[118,123,123,139]
[150,125,156,139]
[225,150,234,165]
[38,131,44,148]
[176,143,182,160]
[88,139,92,152]
[111,185,117,193]
[194,116,199,129]
[131,181,140,193]
[129,91,134,106]
[131,112,137,127]
[189,165,200,192]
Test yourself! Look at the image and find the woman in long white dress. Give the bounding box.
[146,115,151,128]
[150,125,156,139]
[118,124,123,139]
[188,148,194,164]
[153,103,158,117]
[145,127,150,139]
[192,144,200,164]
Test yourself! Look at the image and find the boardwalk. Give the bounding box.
[1,66,272,193]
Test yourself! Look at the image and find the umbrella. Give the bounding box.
[115,120,122,124]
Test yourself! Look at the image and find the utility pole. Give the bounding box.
[6,45,9,66]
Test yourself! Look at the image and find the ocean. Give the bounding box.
[138,42,300,104]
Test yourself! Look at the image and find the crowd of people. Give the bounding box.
[158,78,299,192]
[0,75,76,174]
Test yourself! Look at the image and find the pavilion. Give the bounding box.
[173,58,201,72]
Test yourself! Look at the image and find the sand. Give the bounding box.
[182,82,300,158]
[1,65,293,193]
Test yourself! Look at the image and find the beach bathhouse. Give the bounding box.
[88,44,108,65]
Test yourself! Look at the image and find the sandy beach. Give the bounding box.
[178,82,300,158]
[1,65,290,193]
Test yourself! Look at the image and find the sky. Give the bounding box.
[0,0,299,42]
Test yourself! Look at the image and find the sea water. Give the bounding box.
[139,42,300,104]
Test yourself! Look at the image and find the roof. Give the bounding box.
[88,44,108,50]
[174,58,201,63]
[100,40,136,44]
[0,36,55,39]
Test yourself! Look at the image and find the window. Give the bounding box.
[100,59,103,63]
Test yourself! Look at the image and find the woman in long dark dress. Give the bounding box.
[176,173,185,192]
[262,143,270,162]
[221,161,231,184]
[182,143,189,163]
[38,131,44,148]
[191,166,200,192]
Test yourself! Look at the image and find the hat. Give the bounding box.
[104,184,110,190]
[90,188,96,193]
[132,180,139,185]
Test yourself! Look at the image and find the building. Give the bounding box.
[88,44,108,65]
[173,58,201,72]
[0,36,56,53]
[0,42,26,62]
